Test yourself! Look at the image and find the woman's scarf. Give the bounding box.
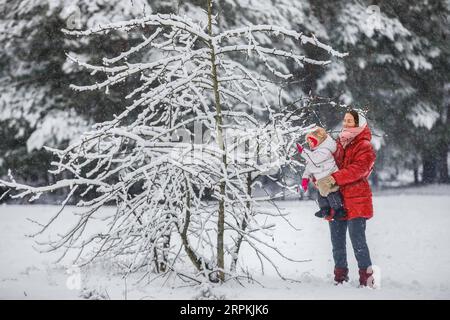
[339,124,366,149]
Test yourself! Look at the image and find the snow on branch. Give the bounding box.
[62,13,211,41]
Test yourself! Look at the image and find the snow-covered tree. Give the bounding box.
[1,0,344,283]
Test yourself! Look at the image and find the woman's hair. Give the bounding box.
[346,108,360,127]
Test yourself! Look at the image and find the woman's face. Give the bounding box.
[343,113,356,128]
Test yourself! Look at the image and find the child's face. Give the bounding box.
[307,136,318,148]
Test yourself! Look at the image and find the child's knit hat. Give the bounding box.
[305,127,328,148]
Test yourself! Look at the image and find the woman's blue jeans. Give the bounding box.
[328,217,372,269]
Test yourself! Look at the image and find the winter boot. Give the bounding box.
[359,268,375,287]
[333,207,347,220]
[334,267,349,285]
[314,207,331,218]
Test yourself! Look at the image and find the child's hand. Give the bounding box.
[301,178,309,192]
[296,143,304,154]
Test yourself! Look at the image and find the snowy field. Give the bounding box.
[1,184,450,300]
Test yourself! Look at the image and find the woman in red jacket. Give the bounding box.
[318,109,376,287]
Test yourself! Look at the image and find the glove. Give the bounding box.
[316,175,339,197]
[301,178,309,192]
[296,143,304,154]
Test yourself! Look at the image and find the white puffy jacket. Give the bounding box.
[301,135,338,180]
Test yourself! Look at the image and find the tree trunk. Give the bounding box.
[179,187,203,272]
[422,151,437,184]
[207,0,227,283]
[159,225,171,272]
[370,168,379,190]
[230,171,252,272]
[412,158,419,184]
[438,106,450,183]
[437,145,449,183]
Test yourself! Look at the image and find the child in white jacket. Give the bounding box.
[296,127,346,219]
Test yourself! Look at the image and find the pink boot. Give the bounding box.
[334,267,349,284]
[359,268,375,287]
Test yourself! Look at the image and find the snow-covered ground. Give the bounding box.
[1,184,449,300]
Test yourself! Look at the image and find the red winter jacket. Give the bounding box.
[330,125,376,220]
